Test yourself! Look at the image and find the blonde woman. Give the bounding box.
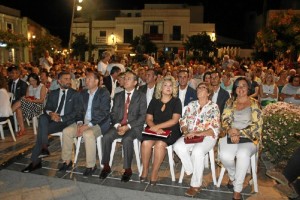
[140,75,182,185]
[259,71,278,107]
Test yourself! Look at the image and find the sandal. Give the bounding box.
[16,130,26,137]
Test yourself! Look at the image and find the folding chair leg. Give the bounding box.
[217,167,226,187]
[209,149,217,185]
[8,120,16,142]
[134,139,141,174]
[109,140,118,167]
[74,137,82,164]
[167,146,175,182]
[0,125,4,139]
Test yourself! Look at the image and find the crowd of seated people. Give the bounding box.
[0,52,299,199]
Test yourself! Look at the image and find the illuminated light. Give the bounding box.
[32,35,36,39]
[77,6,82,11]
[0,43,7,47]
[129,53,136,57]
[78,0,83,3]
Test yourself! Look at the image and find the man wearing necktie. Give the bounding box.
[7,66,28,134]
[22,72,79,173]
[100,71,147,182]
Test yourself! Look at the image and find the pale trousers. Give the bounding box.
[62,123,101,168]
[173,136,217,187]
[219,137,258,193]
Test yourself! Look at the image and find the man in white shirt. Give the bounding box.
[138,69,157,107]
[39,50,53,72]
[143,53,156,69]
[97,51,111,76]
[210,71,230,114]
[178,70,197,109]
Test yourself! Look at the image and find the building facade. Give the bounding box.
[71,4,215,61]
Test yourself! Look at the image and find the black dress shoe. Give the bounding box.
[59,161,73,172]
[121,172,132,182]
[99,168,111,179]
[227,180,234,189]
[38,149,50,158]
[83,165,97,178]
[21,162,42,173]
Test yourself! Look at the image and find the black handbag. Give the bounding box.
[227,134,252,144]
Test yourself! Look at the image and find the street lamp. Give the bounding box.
[69,0,83,55]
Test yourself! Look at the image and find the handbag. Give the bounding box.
[184,136,204,144]
[227,134,252,144]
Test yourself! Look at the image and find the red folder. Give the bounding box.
[184,136,204,144]
[142,127,171,138]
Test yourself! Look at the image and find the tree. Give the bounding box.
[0,30,28,49]
[184,32,216,61]
[31,34,61,63]
[254,10,300,61]
[130,35,157,54]
[71,33,89,61]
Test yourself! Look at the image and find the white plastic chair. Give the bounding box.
[178,148,217,185]
[109,138,142,174]
[140,145,175,181]
[0,118,16,142]
[216,149,259,192]
[8,93,19,132]
[74,135,102,165]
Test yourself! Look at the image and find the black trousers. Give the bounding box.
[101,128,137,169]
[30,114,68,163]
[283,147,300,194]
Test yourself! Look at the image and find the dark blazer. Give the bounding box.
[138,84,156,98]
[76,87,111,134]
[103,75,113,94]
[44,88,78,126]
[183,86,197,107]
[8,79,28,103]
[216,87,230,115]
[111,89,147,140]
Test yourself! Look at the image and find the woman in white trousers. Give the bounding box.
[174,82,220,197]
[219,77,262,200]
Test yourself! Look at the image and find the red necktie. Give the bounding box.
[121,93,131,125]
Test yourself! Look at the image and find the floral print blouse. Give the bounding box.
[180,100,221,138]
[222,97,263,145]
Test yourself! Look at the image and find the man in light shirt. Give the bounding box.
[39,50,53,72]
[138,69,157,107]
[97,51,111,76]
[210,71,230,114]
[59,71,111,177]
[21,72,78,173]
[177,70,197,109]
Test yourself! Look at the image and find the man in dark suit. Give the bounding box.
[210,71,230,114]
[8,66,28,134]
[99,71,147,182]
[138,69,157,107]
[59,71,111,177]
[103,66,121,99]
[22,72,78,173]
[178,70,197,109]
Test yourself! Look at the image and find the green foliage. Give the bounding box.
[183,32,216,61]
[0,30,29,49]
[262,102,300,167]
[71,33,89,61]
[130,35,157,54]
[254,10,300,61]
[31,34,61,62]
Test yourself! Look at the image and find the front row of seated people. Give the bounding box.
[21,71,262,200]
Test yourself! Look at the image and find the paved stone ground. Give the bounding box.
[0,125,288,200]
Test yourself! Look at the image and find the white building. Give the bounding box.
[71,4,215,60]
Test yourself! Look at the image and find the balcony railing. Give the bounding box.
[144,33,163,41]
[96,37,106,44]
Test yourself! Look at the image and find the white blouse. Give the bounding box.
[0,89,13,117]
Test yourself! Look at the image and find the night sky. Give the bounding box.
[0,0,287,47]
